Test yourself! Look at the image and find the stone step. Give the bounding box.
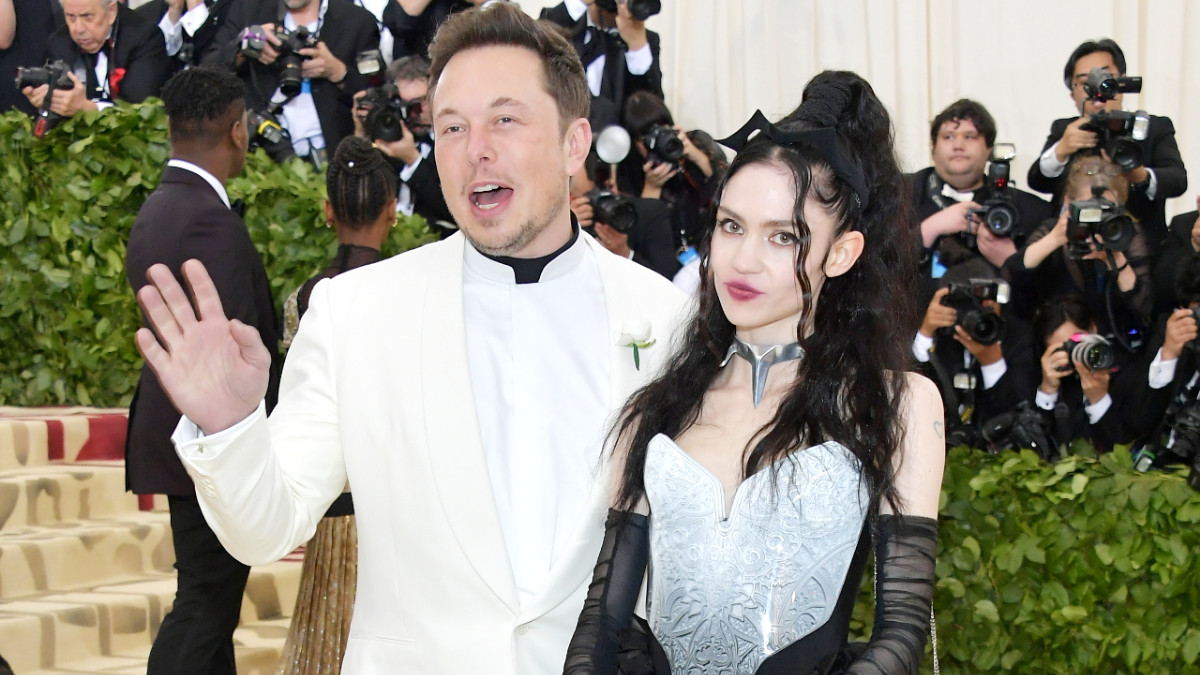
[0,408,128,473]
[0,462,144,534]
[0,560,302,674]
[0,512,174,602]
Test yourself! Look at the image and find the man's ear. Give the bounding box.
[563,116,592,178]
[230,112,249,154]
[824,230,864,278]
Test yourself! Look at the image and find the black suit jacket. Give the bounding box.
[402,146,456,235]
[381,0,471,60]
[539,3,664,107]
[0,0,59,114]
[628,197,681,280]
[202,0,379,154]
[134,0,234,71]
[44,3,171,103]
[124,166,281,496]
[1025,115,1187,248]
[1151,210,1200,313]
[918,314,1039,430]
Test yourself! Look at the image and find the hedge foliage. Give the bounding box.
[5,103,1200,674]
[850,446,1200,673]
[0,103,435,408]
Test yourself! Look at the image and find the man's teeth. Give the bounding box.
[478,202,499,210]
[474,184,500,193]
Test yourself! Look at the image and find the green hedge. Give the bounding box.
[0,103,435,408]
[5,103,1200,674]
[849,446,1200,673]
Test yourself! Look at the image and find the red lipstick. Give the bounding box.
[724,281,763,301]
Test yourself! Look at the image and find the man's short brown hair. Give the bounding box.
[427,2,589,133]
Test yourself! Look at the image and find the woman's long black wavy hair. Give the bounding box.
[613,71,919,517]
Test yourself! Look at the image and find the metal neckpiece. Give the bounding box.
[720,338,804,408]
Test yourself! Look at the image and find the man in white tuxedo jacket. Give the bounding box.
[133,4,688,673]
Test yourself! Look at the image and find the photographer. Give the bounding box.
[540,0,663,124]
[1005,154,1152,340]
[23,0,171,118]
[355,55,456,237]
[203,0,379,164]
[1033,294,1138,454]
[617,90,727,254]
[909,99,1051,283]
[136,0,233,72]
[569,152,679,279]
[1026,38,1187,252]
[382,0,476,60]
[912,261,1038,443]
[1152,195,1200,312]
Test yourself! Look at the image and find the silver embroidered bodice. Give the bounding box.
[644,434,869,674]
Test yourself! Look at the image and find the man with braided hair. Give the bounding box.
[124,65,281,674]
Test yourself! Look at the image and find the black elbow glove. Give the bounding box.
[846,514,939,675]
[563,509,651,675]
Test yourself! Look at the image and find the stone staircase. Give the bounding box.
[0,408,302,674]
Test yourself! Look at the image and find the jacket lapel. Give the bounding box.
[423,235,520,613]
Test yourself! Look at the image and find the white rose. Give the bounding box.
[618,319,652,346]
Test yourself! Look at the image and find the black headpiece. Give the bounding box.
[715,109,869,209]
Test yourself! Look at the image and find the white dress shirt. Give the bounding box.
[166,158,231,208]
[563,0,653,97]
[462,235,611,606]
[157,3,211,57]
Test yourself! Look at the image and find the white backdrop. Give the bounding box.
[522,0,1198,220]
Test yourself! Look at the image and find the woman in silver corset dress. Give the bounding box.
[565,71,946,674]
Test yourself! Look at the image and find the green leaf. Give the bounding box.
[1070,473,1089,495]
[974,599,1000,623]
[1060,605,1088,621]
[67,135,94,153]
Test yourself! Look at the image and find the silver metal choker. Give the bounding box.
[720,338,804,408]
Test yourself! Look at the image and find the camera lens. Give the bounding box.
[1098,213,1135,252]
[1107,137,1143,173]
[278,55,303,98]
[961,309,1004,346]
[985,204,1016,237]
[366,106,404,143]
[1072,337,1114,371]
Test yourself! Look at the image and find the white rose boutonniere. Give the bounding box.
[617,319,656,370]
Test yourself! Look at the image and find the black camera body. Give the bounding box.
[1058,332,1115,372]
[586,188,637,234]
[1081,109,1151,173]
[981,401,1057,461]
[642,124,684,165]
[239,25,318,98]
[248,109,296,164]
[1163,405,1200,490]
[1066,186,1135,258]
[359,83,426,143]
[967,144,1020,238]
[15,60,74,137]
[1082,66,1142,103]
[940,279,1010,346]
[594,0,662,21]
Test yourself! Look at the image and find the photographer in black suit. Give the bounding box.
[569,151,679,280]
[125,67,282,674]
[912,260,1039,444]
[1026,38,1187,252]
[358,55,457,237]
[136,0,233,71]
[909,99,1051,287]
[203,0,379,165]
[23,0,170,116]
[539,0,663,119]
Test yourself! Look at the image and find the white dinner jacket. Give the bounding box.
[175,232,689,674]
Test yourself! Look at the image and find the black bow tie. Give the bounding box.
[230,199,245,216]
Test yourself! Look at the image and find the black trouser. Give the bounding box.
[147,495,250,675]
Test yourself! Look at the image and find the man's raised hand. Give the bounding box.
[135,260,271,434]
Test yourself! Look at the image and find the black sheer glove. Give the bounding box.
[563,509,651,675]
[846,514,938,675]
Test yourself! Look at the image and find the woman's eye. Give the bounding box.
[771,231,797,245]
[719,220,741,234]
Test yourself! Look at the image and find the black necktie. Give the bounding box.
[82,51,100,98]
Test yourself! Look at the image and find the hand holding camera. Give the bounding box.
[1162,307,1200,361]
[299,40,347,84]
[919,287,958,338]
[1057,116,1099,162]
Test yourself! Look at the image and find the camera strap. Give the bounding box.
[925,341,965,428]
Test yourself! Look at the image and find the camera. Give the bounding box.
[358,83,427,142]
[980,402,1057,461]
[1163,405,1200,490]
[1058,332,1115,372]
[238,25,318,98]
[642,124,684,165]
[1081,66,1142,103]
[237,25,269,60]
[248,109,296,164]
[1066,186,1136,258]
[940,279,1010,346]
[967,143,1020,238]
[586,188,637,234]
[356,49,386,86]
[15,60,74,137]
[595,0,662,21]
[1081,109,1151,173]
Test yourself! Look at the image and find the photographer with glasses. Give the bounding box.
[202,0,378,166]
[1026,38,1187,254]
